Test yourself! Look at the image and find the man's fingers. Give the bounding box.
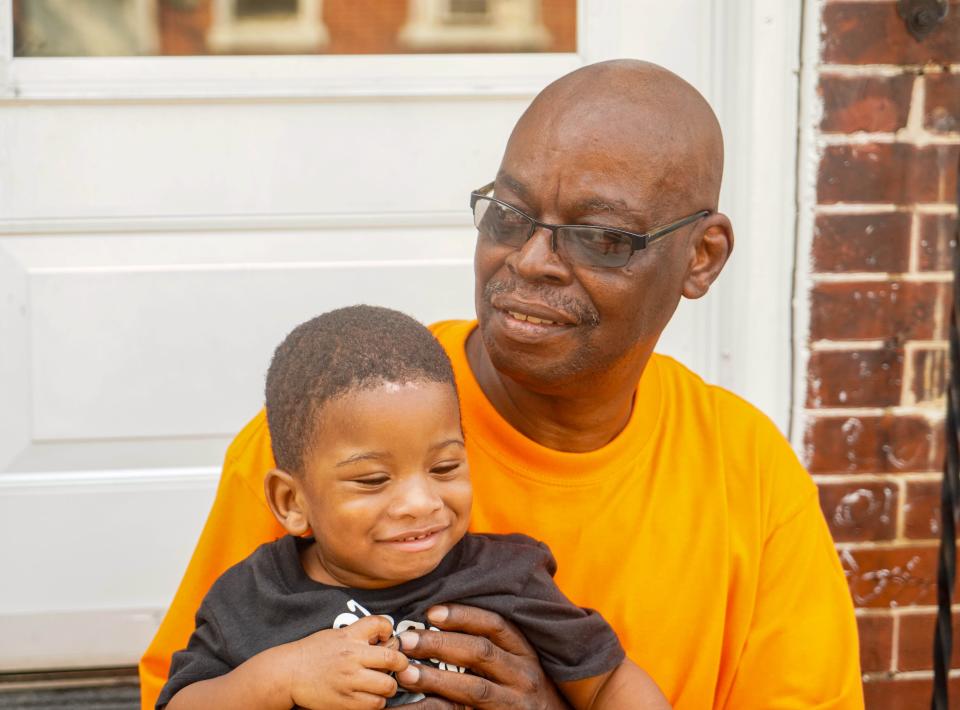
[426,604,535,658]
[397,662,502,708]
[396,698,469,710]
[398,628,512,680]
[344,615,396,644]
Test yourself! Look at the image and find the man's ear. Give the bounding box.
[682,213,734,300]
[264,468,311,536]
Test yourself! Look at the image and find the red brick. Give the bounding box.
[903,479,944,540]
[541,0,579,53]
[324,0,406,54]
[820,74,914,133]
[809,280,949,342]
[925,74,960,134]
[822,2,960,65]
[818,144,960,205]
[807,349,904,408]
[858,614,894,673]
[841,545,940,607]
[813,213,912,273]
[910,346,948,405]
[898,610,960,672]
[863,675,960,709]
[805,415,940,474]
[917,213,957,272]
[158,0,212,55]
[819,480,899,542]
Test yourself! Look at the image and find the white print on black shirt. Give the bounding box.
[333,598,467,674]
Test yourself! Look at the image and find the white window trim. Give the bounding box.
[0,0,605,101]
[207,0,328,54]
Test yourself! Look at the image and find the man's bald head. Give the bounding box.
[506,60,724,215]
[474,59,734,397]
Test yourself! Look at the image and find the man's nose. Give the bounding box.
[389,475,443,518]
[507,226,573,284]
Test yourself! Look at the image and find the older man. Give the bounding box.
[141,60,863,709]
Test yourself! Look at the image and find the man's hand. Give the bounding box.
[288,615,408,710]
[394,604,571,710]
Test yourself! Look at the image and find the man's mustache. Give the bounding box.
[483,280,600,327]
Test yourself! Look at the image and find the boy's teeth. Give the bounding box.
[508,311,557,325]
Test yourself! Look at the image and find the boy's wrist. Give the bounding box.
[241,642,300,708]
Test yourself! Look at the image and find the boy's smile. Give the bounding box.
[290,380,472,589]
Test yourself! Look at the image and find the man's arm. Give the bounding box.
[559,659,670,710]
[719,442,865,710]
[394,607,670,710]
[140,410,284,710]
[394,604,573,710]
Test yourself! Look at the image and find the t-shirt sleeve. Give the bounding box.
[155,600,233,709]
[138,410,286,710]
[722,439,864,709]
[509,542,625,684]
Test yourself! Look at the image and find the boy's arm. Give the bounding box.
[559,660,671,710]
[163,617,407,710]
[165,644,293,710]
[140,410,285,710]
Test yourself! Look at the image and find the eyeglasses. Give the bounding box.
[470,181,710,268]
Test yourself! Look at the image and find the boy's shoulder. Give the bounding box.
[203,535,296,608]
[460,532,557,576]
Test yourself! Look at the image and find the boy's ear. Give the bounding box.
[264,468,311,536]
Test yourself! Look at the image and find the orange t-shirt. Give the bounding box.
[140,320,863,710]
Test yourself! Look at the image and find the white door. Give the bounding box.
[0,0,801,669]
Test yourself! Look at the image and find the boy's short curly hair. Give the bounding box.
[265,305,457,475]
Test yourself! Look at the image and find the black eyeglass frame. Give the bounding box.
[470,181,711,267]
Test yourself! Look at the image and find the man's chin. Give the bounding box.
[482,331,588,391]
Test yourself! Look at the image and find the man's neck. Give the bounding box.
[465,330,648,453]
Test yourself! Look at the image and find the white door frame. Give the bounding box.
[0,0,801,670]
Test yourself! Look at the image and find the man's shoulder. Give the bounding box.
[650,352,781,435]
[649,353,808,490]
[427,319,474,342]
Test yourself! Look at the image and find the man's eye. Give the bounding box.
[575,229,629,254]
[494,205,527,225]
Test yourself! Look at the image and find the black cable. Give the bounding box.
[931,149,960,709]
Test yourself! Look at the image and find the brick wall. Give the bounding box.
[806,2,959,706]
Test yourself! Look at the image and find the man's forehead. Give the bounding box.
[496,169,633,211]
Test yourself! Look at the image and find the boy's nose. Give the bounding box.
[389,475,443,518]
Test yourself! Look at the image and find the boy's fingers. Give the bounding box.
[352,668,399,699]
[345,689,390,709]
[344,615,397,644]
[359,644,409,673]
[426,604,535,658]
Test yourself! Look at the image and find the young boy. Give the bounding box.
[158,305,670,710]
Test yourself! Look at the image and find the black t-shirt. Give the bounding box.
[157,532,624,708]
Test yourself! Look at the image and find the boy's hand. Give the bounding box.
[395,604,571,710]
[288,615,409,710]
